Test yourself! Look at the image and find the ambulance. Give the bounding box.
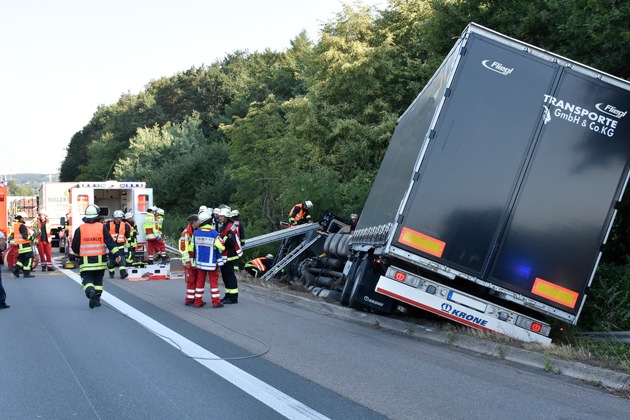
[65,181,153,259]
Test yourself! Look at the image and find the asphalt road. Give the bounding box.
[1,260,629,419]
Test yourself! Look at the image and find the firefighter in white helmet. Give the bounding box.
[154,208,168,263]
[288,200,313,225]
[33,209,54,271]
[123,212,138,266]
[193,211,225,308]
[106,210,130,279]
[11,212,35,278]
[143,206,159,264]
[71,204,124,308]
[218,208,243,303]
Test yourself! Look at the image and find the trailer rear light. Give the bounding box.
[394,271,406,282]
[515,316,550,336]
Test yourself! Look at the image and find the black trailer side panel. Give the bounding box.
[489,70,630,315]
[392,35,558,276]
[355,45,459,234]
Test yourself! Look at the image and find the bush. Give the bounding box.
[578,261,630,331]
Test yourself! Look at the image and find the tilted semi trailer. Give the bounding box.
[342,23,630,344]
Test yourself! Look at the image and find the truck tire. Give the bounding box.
[348,257,369,309]
[336,234,351,259]
[323,234,334,256]
[327,233,341,258]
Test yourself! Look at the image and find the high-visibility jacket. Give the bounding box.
[33,218,52,242]
[245,257,270,272]
[194,225,225,270]
[143,212,156,240]
[13,222,33,254]
[179,224,195,266]
[220,220,243,261]
[289,203,310,224]
[125,221,137,249]
[71,222,122,272]
[107,220,129,244]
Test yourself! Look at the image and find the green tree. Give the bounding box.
[7,180,34,196]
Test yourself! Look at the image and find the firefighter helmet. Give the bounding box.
[350,213,358,219]
[213,208,220,215]
[113,210,124,218]
[124,212,134,220]
[14,212,27,220]
[304,200,313,210]
[198,211,212,225]
[218,208,231,218]
[157,208,164,216]
[199,205,208,214]
[230,209,239,217]
[39,209,47,216]
[266,254,274,260]
[84,204,100,220]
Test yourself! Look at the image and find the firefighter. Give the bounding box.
[123,212,138,266]
[32,209,54,271]
[350,213,359,231]
[212,207,221,230]
[218,208,243,304]
[155,208,168,263]
[244,254,274,278]
[106,210,130,279]
[231,209,245,241]
[180,214,200,306]
[11,212,35,278]
[193,211,225,308]
[71,204,124,309]
[288,200,313,225]
[143,206,159,264]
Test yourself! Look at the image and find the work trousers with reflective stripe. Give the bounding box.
[185,267,197,304]
[220,260,238,302]
[16,251,33,274]
[81,270,105,299]
[37,241,53,268]
[194,269,220,307]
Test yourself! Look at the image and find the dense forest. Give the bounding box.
[59,0,630,329]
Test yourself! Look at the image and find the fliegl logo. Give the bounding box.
[440,303,489,327]
[596,103,627,119]
[482,60,514,76]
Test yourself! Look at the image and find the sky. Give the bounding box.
[1,0,386,176]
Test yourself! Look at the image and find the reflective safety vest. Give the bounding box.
[13,222,33,254]
[194,226,225,270]
[108,220,127,244]
[33,218,52,242]
[78,222,108,271]
[143,212,156,239]
[247,257,267,272]
[220,220,243,261]
[289,203,309,224]
[179,224,195,266]
[125,221,137,248]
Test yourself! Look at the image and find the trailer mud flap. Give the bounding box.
[351,261,395,312]
[375,276,551,345]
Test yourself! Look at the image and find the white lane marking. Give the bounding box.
[60,267,330,420]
